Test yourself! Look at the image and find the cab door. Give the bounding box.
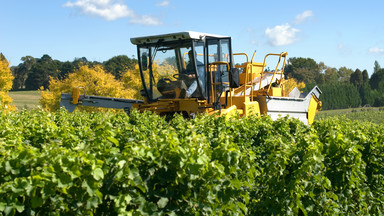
[204,37,233,107]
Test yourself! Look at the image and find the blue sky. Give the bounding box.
[1,0,384,76]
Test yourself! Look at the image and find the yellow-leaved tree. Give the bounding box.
[40,64,139,112]
[153,60,177,80]
[0,54,16,111]
[121,64,143,99]
[120,62,175,99]
[282,78,306,96]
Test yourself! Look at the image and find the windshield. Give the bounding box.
[138,40,205,101]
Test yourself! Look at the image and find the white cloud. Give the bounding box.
[265,23,300,46]
[130,15,162,26]
[263,10,312,46]
[369,47,384,55]
[63,0,133,21]
[156,0,170,7]
[63,0,162,25]
[294,10,313,25]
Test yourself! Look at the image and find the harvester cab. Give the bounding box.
[130,32,237,113]
[60,31,322,125]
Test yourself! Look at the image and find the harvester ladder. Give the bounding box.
[209,61,232,107]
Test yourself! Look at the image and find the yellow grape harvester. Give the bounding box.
[60,31,322,125]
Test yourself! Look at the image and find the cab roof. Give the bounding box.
[130,31,229,45]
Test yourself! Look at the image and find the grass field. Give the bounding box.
[8,90,41,110]
[316,107,384,125]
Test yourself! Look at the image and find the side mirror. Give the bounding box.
[141,52,148,71]
[229,68,240,88]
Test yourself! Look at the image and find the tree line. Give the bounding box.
[8,53,384,110]
[10,54,137,91]
[285,58,384,110]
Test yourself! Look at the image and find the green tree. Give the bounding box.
[57,57,101,79]
[284,57,319,84]
[369,68,384,90]
[350,69,363,87]
[319,82,361,109]
[12,56,35,90]
[359,83,377,106]
[338,66,354,83]
[73,57,89,66]
[293,67,315,83]
[324,67,338,83]
[103,55,137,79]
[25,54,59,90]
[373,79,384,106]
[58,61,75,79]
[318,62,327,73]
[373,95,384,106]
[315,73,325,84]
[362,69,369,83]
[374,60,381,74]
[71,57,100,69]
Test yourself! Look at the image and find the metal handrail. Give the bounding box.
[233,53,249,68]
[258,52,287,96]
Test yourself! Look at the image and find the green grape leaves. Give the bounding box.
[0,109,383,215]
